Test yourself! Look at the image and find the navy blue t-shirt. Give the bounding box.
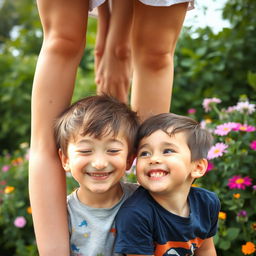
[114,186,220,256]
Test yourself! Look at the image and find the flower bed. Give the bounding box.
[198,97,256,255]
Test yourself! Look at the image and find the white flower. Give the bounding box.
[235,101,255,114]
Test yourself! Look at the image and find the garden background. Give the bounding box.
[0,0,255,255]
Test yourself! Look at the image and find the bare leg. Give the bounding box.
[131,0,188,121]
[95,0,133,103]
[94,1,111,72]
[29,0,89,255]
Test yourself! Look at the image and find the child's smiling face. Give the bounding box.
[60,130,130,195]
[136,129,196,195]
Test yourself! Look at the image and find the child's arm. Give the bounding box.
[195,237,217,256]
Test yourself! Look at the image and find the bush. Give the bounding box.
[196,96,256,255]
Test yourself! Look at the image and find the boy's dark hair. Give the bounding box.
[55,95,139,157]
[136,113,213,161]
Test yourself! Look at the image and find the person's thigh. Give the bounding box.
[37,0,89,45]
[132,0,188,56]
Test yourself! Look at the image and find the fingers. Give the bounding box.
[96,74,130,104]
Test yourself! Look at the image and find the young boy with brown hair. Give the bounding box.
[54,95,139,256]
[114,113,220,256]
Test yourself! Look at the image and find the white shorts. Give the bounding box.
[89,0,194,12]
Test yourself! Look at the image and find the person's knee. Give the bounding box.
[136,46,174,71]
[43,32,85,58]
[114,44,131,61]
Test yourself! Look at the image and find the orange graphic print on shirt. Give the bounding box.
[155,237,204,256]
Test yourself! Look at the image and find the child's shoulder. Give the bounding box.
[120,185,151,209]
[116,186,154,222]
[190,186,220,207]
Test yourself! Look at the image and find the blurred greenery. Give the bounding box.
[0,0,256,255]
[173,0,256,117]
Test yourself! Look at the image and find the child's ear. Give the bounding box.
[126,154,136,171]
[191,158,208,178]
[59,148,70,172]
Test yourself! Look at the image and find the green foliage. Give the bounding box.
[0,54,36,151]
[196,96,256,255]
[0,0,97,152]
[172,0,256,116]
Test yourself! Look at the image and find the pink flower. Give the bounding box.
[2,165,10,172]
[14,216,27,228]
[188,108,196,114]
[250,141,256,150]
[226,106,237,113]
[207,143,228,160]
[214,122,238,136]
[237,210,247,217]
[202,98,221,112]
[233,123,256,132]
[228,175,252,190]
[206,162,215,172]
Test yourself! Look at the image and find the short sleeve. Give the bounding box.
[114,206,155,255]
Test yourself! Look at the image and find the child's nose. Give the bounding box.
[149,155,162,165]
[91,159,108,170]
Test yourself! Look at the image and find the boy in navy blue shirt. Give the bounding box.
[115,113,220,256]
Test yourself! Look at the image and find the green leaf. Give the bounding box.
[247,71,256,90]
[219,240,231,250]
[226,228,240,240]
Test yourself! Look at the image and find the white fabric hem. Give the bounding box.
[138,0,194,10]
[90,0,194,11]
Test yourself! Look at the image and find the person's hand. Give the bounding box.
[95,45,132,103]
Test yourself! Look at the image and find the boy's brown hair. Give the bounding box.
[136,113,213,161]
[55,95,139,157]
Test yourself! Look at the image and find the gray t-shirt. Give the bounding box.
[67,182,138,256]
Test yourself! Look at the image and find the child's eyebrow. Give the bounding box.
[138,143,149,151]
[162,142,178,148]
[138,142,178,151]
[77,139,93,145]
[107,139,125,146]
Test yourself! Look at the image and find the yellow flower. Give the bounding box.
[4,186,15,194]
[191,184,199,187]
[205,118,212,124]
[218,211,226,220]
[233,193,241,199]
[27,207,32,214]
[242,242,256,255]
